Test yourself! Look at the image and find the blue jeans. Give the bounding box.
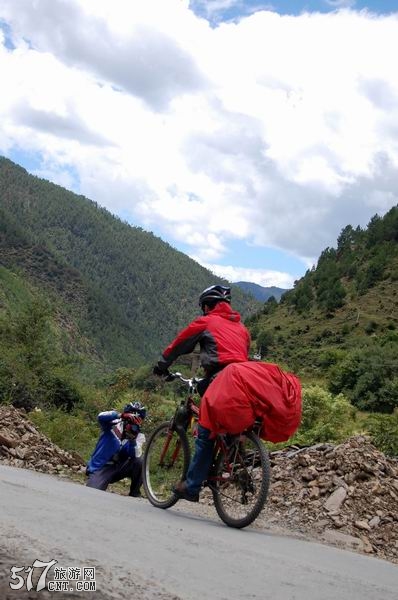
[185,425,215,495]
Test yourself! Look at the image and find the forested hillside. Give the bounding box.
[0,157,258,368]
[0,156,261,410]
[247,207,398,415]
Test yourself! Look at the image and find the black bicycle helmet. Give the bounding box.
[199,285,231,310]
[123,401,147,420]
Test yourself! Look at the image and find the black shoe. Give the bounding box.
[172,481,199,503]
[129,491,143,498]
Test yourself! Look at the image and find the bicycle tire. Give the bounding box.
[211,431,270,529]
[142,421,191,509]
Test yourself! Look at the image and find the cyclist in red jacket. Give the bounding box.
[153,284,251,502]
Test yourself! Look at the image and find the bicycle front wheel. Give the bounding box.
[142,422,191,509]
[212,431,270,529]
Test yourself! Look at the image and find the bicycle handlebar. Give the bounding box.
[167,371,203,388]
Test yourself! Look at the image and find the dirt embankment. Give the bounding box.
[1,405,397,564]
[262,437,398,563]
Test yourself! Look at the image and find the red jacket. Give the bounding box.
[199,361,302,443]
[159,302,250,374]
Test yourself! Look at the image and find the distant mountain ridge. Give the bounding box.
[234,281,288,302]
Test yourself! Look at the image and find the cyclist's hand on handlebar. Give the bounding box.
[164,372,176,382]
[153,364,171,378]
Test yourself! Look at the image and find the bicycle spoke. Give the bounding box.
[212,432,270,528]
[143,423,190,508]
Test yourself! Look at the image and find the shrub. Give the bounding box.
[292,385,357,446]
[341,323,351,335]
[30,409,99,460]
[365,321,378,335]
[105,366,159,399]
[329,345,398,413]
[256,330,274,356]
[366,410,398,457]
[316,348,347,369]
[262,296,278,315]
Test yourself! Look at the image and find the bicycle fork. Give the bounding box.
[159,428,182,468]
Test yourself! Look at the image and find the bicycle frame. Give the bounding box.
[143,371,270,527]
[165,372,261,485]
[157,377,199,467]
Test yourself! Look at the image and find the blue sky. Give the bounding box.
[1,0,398,288]
[190,0,398,21]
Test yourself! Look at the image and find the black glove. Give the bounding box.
[153,364,170,377]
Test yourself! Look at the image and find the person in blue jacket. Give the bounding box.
[86,402,146,498]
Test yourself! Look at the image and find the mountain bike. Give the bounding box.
[142,372,271,528]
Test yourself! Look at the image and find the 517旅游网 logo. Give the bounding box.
[9,559,96,592]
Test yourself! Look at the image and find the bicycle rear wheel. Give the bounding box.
[142,422,190,509]
[211,431,270,528]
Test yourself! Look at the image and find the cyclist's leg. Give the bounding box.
[184,425,215,495]
[196,376,212,397]
[196,369,219,397]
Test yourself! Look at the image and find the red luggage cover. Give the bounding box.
[199,361,302,443]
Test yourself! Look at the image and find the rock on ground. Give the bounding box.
[0,405,86,475]
[260,437,398,564]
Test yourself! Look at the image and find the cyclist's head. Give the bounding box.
[199,285,231,314]
[123,401,147,420]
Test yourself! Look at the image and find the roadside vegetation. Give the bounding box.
[27,367,398,461]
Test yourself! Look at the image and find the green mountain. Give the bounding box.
[234,281,288,302]
[247,208,398,414]
[0,156,259,377]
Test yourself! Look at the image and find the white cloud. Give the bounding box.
[192,258,295,288]
[1,1,398,279]
[0,0,208,109]
[189,1,274,22]
[325,0,356,8]
[33,165,78,191]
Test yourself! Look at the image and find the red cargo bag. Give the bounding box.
[199,361,302,443]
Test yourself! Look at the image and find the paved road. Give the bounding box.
[1,465,397,600]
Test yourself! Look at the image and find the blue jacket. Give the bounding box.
[86,411,136,474]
